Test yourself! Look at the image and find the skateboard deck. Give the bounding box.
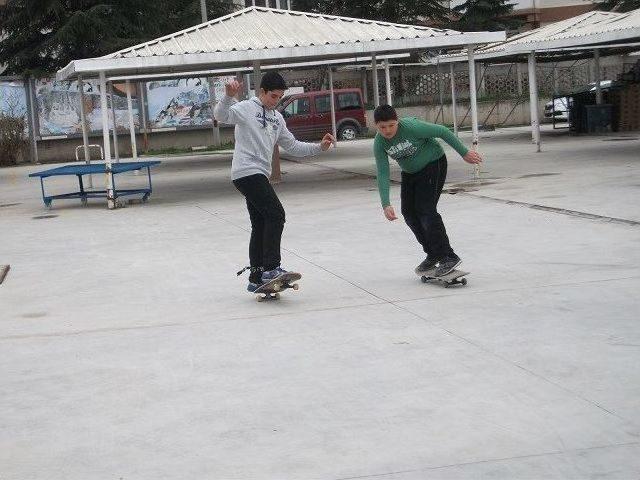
[253,272,302,301]
[417,268,469,288]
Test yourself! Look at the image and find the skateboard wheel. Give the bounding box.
[461,278,467,286]
[274,293,281,300]
[292,283,299,290]
[256,295,264,302]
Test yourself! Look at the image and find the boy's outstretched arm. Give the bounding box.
[374,140,397,221]
[213,80,246,125]
[277,124,335,156]
[413,122,483,165]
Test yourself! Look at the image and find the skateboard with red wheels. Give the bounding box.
[253,272,302,301]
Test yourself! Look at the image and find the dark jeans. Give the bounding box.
[233,174,285,275]
[400,155,456,260]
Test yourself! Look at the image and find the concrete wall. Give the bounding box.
[366,99,549,130]
[35,127,236,164]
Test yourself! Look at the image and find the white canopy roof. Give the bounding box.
[509,7,640,52]
[57,6,505,81]
[434,10,640,64]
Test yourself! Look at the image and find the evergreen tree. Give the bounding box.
[293,0,449,25]
[0,0,234,76]
[595,0,640,12]
[452,0,522,32]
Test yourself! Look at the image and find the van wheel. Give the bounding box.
[338,123,358,141]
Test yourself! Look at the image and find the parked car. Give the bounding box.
[544,97,569,122]
[278,88,367,141]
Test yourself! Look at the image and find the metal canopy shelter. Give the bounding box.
[434,11,635,65]
[433,8,640,153]
[57,7,503,81]
[56,6,505,209]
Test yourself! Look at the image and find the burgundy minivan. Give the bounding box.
[278,88,367,141]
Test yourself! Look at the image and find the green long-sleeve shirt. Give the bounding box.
[373,117,469,207]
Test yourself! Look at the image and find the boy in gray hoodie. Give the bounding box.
[214,71,335,291]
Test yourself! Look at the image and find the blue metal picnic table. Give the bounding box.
[29,161,161,208]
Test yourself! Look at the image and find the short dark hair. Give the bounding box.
[260,71,287,92]
[374,104,398,123]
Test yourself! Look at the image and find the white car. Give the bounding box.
[544,97,568,122]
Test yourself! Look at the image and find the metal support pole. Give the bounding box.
[201,0,222,147]
[528,52,541,153]
[371,54,380,108]
[436,60,445,124]
[552,63,559,95]
[399,66,407,106]
[244,73,252,99]
[138,82,149,153]
[99,72,115,209]
[109,82,120,163]
[384,58,392,105]
[200,0,207,21]
[468,46,480,178]
[252,61,262,96]
[450,63,458,135]
[328,67,337,145]
[516,62,523,96]
[208,77,221,146]
[78,77,91,164]
[24,77,39,164]
[478,63,486,96]
[125,80,138,161]
[236,71,246,100]
[361,68,368,103]
[516,62,528,128]
[78,77,93,187]
[594,48,602,105]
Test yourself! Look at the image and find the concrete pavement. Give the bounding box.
[1,126,639,479]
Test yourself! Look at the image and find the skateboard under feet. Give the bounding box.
[417,267,469,288]
[253,272,302,301]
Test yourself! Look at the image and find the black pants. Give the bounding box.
[400,155,456,260]
[233,174,285,277]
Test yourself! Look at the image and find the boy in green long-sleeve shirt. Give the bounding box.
[373,105,483,277]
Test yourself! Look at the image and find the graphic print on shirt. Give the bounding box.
[255,111,279,139]
[386,139,418,161]
[255,111,279,127]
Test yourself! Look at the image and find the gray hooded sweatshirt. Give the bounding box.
[214,95,322,181]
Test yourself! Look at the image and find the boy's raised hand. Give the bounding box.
[224,80,243,98]
[320,133,336,151]
[383,205,398,221]
[463,150,483,165]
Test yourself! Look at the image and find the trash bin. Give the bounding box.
[584,104,613,133]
